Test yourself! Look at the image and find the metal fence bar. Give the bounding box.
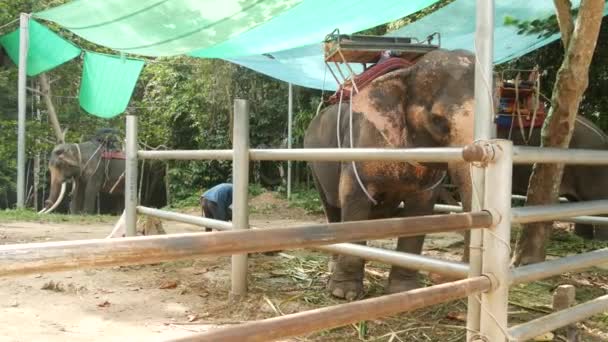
[287,83,293,200]
[479,140,513,342]
[514,146,608,165]
[511,248,608,285]
[16,13,29,209]
[509,294,608,341]
[564,215,608,225]
[125,114,138,236]
[249,147,468,162]
[512,200,608,224]
[139,148,472,162]
[137,206,233,231]
[170,276,492,342]
[434,204,464,213]
[0,212,491,277]
[435,203,608,225]
[140,147,608,165]
[138,150,233,160]
[231,99,250,298]
[316,243,469,279]
[511,194,568,203]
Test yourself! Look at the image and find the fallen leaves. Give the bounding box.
[97,300,111,308]
[446,311,466,322]
[159,280,179,289]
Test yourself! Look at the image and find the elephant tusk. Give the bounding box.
[106,210,127,238]
[37,208,48,214]
[41,182,67,214]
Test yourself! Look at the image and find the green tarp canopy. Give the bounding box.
[79,52,145,118]
[35,0,305,57]
[34,0,437,58]
[0,19,81,76]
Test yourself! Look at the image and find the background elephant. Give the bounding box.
[504,115,608,239]
[445,112,608,238]
[304,50,475,300]
[42,139,125,215]
[255,143,284,188]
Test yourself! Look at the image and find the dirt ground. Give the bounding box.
[0,192,607,341]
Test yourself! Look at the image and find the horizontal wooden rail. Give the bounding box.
[170,276,492,342]
[139,147,486,163]
[0,212,491,277]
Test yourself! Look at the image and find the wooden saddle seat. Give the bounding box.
[323,29,440,104]
[495,68,547,130]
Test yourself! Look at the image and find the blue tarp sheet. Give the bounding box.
[229,0,607,90]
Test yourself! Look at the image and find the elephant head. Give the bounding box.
[40,143,82,213]
[352,49,475,151]
[346,49,476,200]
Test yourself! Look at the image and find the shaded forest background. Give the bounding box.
[0,0,606,208]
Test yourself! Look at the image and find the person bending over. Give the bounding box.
[200,183,233,232]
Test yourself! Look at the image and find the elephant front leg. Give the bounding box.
[70,181,85,214]
[328,172,373,300]
[83,180,103,214]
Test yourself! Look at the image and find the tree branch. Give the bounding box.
[39,73,64,144]
[553,0,575,49]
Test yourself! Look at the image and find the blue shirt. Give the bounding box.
[202,183,233,219]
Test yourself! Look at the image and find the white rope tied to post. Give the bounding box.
[472,293,518,342]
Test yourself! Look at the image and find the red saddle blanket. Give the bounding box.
[328,57,414,104]
[102,151,126,160]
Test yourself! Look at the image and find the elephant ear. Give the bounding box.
[351,69,410,147]
[55,146,80,168]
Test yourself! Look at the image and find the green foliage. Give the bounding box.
[248,183,265,197]
[546,228,608,257]
[169,192,201,209]
[503,13,565,39]
[286,187,324,214]
[0,208,115,223]
[503,15,608,132]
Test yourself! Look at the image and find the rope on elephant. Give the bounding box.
[79,140,105,177]
[514,72,529,145]
[336,89,345,148]
[348,93,379,205]
[527,72,541,142]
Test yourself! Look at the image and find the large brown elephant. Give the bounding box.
[304,49,475,300]
[41,140,125,215]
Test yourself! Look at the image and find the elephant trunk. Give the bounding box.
[39,167,68,214]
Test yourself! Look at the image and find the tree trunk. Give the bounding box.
[513,0,605,265]
[39,73,64,144]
